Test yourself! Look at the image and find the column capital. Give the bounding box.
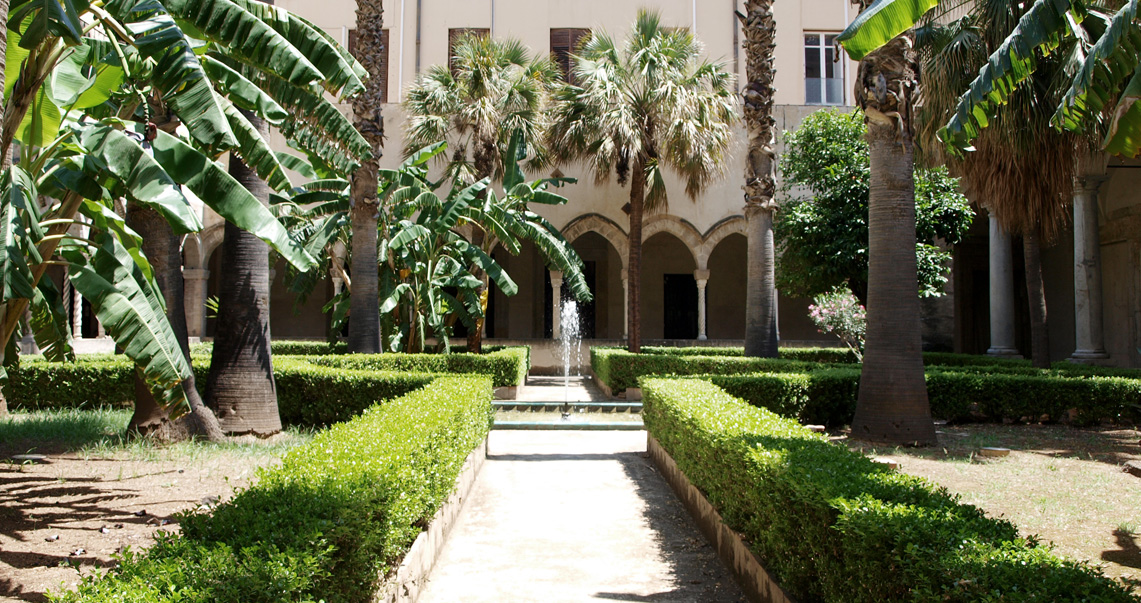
[620,269,628,282]
[693,269,710,282]
[549,270,563,287]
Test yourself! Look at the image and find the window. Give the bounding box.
[550,28,590,85]
[449,28,490,75]
[804,33,844,105]
[348,28,389,103]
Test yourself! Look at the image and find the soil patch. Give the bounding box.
[0,416,303,602]
[846,424,1141,587]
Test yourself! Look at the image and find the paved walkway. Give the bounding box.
[418,430,745,602]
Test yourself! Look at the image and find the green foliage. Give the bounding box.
[776,109,974,300]
[641,378,1136,602]
[297,346,530,388]
[7,347,528,423]
[592,347,1141,425]
[53,376,493,603]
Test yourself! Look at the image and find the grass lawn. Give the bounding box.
[0,408,312,602]
[847,424,1141,587]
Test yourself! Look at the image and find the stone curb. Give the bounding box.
[647,434,796,603]
[373,436,488,603]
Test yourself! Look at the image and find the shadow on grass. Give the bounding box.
[1104,528,1141,571]
[0,408,131,456]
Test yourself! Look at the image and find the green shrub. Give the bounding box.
[272,358,436,427]
[299,346,529,388]
[7,356,136,411]
[641,378,1135,602]
[190,340,349,356]
[591,347,822,392]
[55,375,494,603]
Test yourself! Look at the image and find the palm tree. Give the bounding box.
[916,0,1088,368]
[404,34,558,352]
[204,112,283,436]
[844,11,937,445]
[546,9,737,353]
[738,0,779,358]
[348,0,385,354]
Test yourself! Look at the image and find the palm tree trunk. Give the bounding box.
[347,0,385,353]
[740,0,779,358]
[627,163,645,353]
[465,138,498,354]
[849,35,936,446]
[126,204,224,442]
[1023,230,1050,368]
[205,112,281,436]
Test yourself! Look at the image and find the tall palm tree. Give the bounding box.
[915,0,1087,368]
[738,0,779,358]
[205,112,282,436]
[546,9,737,353]
[404,34,558,352]
[348,0,385,353]
[845,15,937,445]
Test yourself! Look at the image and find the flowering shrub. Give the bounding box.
[808,289,866,361]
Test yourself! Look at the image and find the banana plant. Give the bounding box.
[0,0,368,423]
[279,138,591,353]
[837,0,1141,156]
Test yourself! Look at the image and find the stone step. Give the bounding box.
[493,401,642,412]
[492,420,644,431]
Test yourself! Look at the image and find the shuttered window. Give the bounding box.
[348,28,390,103]
[449,28,490,75]
[550,28,590,85]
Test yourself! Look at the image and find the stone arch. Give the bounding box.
[698,216,747,270]
[196,223,225,268]
[561,214,629,269]
[641,214,702,268]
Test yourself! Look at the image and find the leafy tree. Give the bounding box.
[404,33,560,352]
[547,9,737,353]
[776,109,973,305]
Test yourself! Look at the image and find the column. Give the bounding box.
[332,276,344,296]
[1071,175,1109,361]
[550,270,562,340]
[694,269,709,341]
[620,269,629,340]
[183,268,210,339]
[71,279,83,339]
[986,215,1020,357]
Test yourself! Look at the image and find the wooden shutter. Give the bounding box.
[348,29,390,103]
[449,28,490,75]
[550,28,590,85]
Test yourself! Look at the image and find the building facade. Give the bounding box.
[55,1,1141,368]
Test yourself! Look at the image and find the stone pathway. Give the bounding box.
[418,430,745,602]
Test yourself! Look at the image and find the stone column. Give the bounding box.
[183,268,210,339]
[1071,168,1109,361]
[694,269,709,341]
[332,276,344,296]
[987,215,1020,357]
[70,279,83,339]
[550,270,562,340]
[620,269,629,340]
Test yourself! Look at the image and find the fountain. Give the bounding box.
[558,299,582,419]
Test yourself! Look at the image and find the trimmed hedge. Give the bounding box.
[56,375,494,603]
[298,346,530,388]
[698,368,1141,427]
[7,347,527,422]
[190,340,348,356]
[591,347,825,393]
[641,378,1136,602]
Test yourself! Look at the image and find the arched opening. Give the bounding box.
[567,231,624,339]
[489,240,546,339]
[706,233,746,339]
[641,232,697,340]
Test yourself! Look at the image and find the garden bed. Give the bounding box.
[640,377,1137,602]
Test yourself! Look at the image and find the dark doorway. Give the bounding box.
[543,261,597,338]
[663,274,697,339]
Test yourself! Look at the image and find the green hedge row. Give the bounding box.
[7,347,527,422]
[56,375,494,603]
[641,378,1135,602]
[190,340,348,356]
[591,347,826,392]
[298,346,530,388]
[701,368,1141,427]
